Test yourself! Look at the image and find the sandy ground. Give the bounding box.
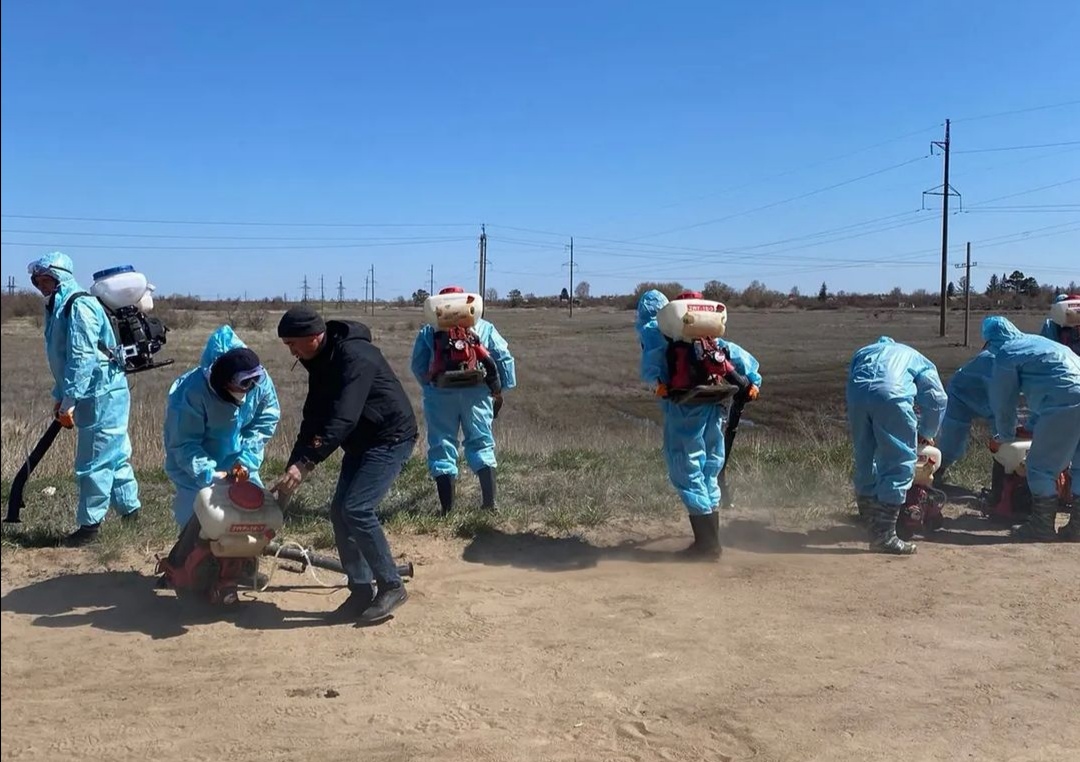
[2,514,1078,762]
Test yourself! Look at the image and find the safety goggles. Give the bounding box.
[232,366,265,391]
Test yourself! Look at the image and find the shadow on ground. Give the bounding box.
[0,570,353,640]
[461,519,872,573]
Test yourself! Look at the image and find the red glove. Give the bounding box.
[55,404,75,429]
[230,463,250,482]
[988,437,1002,454]
[746,384,760,401]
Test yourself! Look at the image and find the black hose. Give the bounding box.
[5,420,65,524]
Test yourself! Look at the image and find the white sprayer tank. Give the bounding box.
[657,297,728,341]
[90,265,156,311]
[423,291,484,329]
[1049,296,1080,328]
[993,440,1031,476]
[914,444,942,487]
[193,478,284,558]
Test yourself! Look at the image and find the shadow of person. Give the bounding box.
[461,528,689,573]
[1,570,348,639]
[720,518,869,555]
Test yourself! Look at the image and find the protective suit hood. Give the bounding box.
[876,336,896,345]
[199,325,249,369]
[636,290,669,339]
[28,251,77,286]
[981,316,1024,350]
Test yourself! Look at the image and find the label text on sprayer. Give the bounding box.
[229,523,266,533]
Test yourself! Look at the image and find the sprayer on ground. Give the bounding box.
[155,468,414,606]
[895,442,947,540]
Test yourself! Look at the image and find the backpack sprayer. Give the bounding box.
[980,431,1072,523]
[5,266,173,525]
[896,443,947,540]
[155,473,414,606]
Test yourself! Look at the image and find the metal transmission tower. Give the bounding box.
[6,276,15,296]
[337,276,345,306]
[300,276,311,302]
[923,119,961,338]
[429,264,435,295]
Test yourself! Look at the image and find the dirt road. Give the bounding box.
[2,517,1078,762]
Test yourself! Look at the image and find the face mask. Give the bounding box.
[229,389,247,404]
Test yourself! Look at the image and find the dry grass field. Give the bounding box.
[2,302,1077,762]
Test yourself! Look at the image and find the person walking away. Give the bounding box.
[845,337,947,555]
[982,316,1080,541]
[27,252,140,546]
[272,306,419,624]
[635,289,761,559]
[409,286,516,514]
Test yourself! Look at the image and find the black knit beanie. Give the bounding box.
[277,306,327,338]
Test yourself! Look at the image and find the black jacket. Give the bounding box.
[289,320,417,467]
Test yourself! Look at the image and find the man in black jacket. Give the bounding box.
[271,306,418,625]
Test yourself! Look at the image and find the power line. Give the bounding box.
[0,237,468,251]
[623,155,932,241]
[0,228,482,243]
[952,99,1080,123]
[955,140,1080,154]
[0,213,476,229]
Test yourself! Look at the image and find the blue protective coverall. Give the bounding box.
[636,290,762,515]
[410,318,516,477]
[982,316,1080,500]
[845,337,947,506]
[30,251,141,527]
[1039,296,1080,355]
[163,325,281,525]
[938,349,996,471]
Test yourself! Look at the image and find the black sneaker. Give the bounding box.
[327,588,375,622]
[120,510,141,524]
[356,585,408,626]
[63,524,101,547]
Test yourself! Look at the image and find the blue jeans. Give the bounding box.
[330,436,416,591]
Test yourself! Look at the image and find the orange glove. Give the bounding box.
[654,382,668,398]
[746,384,760,401]
[55,405,75,429]
[230,463,250,482]
[988,437,1002,454]
[918,436,935,447]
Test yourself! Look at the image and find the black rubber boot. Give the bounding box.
[855,495,875,524]
[435,475,455,515]
[682,513,721,559]
[1011,496,1059,541]
[868,501,917,555]
[121,509,140,524]
[63,523,101,548]
[478,467,496,511]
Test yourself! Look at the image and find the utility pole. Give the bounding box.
[364,270,370,312]
[301,275,311,303]
[337,276,345,306]
[478,224,488,297]
[429,264,435,295]
[369,264,376,316]
[923,119,960,338]
[568,236,575,318]
[954,242,978,347]
[320,275,325,308]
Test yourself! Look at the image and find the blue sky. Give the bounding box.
[2,1,1078,300]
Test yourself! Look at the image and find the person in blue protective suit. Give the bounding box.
[636,290,761,558]
[1039,293,1080,355]
[27,252,141,546]
[163,325,280,527]
[982,316,1080,541]
[936,348,997,483]
[845,337,947,555]
[410,286,516,513]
